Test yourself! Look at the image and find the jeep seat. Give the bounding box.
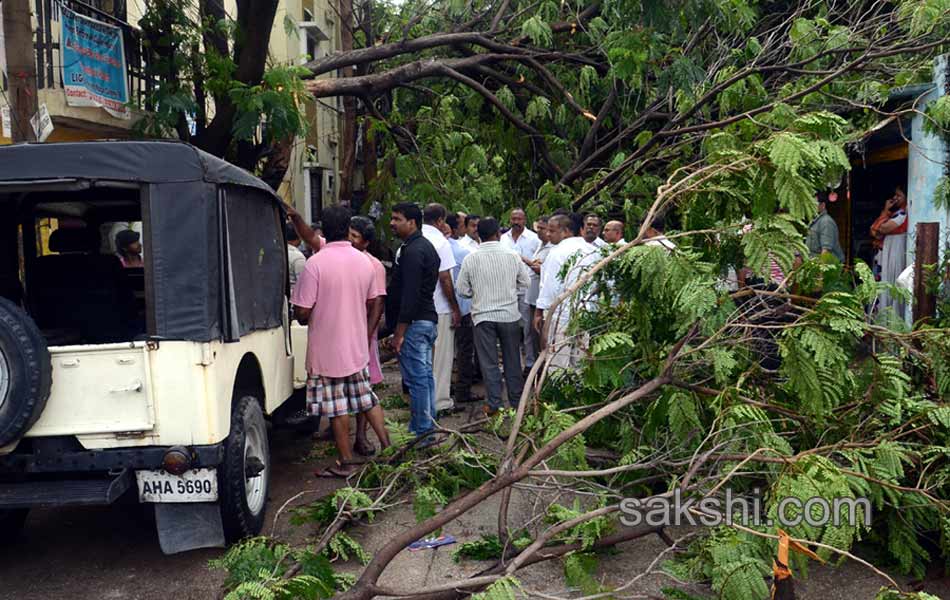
[30,228,135,344]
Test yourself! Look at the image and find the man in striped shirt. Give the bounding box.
[456,217,533,416]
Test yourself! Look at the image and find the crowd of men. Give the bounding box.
[284,191,911,475]
[285,202,626,476]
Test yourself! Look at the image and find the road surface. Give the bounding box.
[0,426,339,600]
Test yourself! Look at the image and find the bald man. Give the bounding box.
[603,220,626,245]
[501,208,541,372]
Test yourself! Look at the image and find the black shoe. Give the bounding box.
[437,405,465,418]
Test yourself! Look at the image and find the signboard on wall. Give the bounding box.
[31,103,53,142]
[60,6,130,119]
[1,107,10,139]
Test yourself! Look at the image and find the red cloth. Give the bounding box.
[870,211,907,250]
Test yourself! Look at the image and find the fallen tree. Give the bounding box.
[303,0,950,218]
[218,152,949,600]
[212,1,950,599]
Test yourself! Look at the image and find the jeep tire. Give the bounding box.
[0,298,52,448]
[219,396,270,542]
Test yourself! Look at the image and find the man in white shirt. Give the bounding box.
[460,214,481,251]
[584,214,609,248]
[501,208,541,372]
[422,204,462,414]
[286,222,307,291]
[104,221,143,255]
[644,214,676,250]
[603,220,626,246]
[534,214,598,370]
[525,217,553,358]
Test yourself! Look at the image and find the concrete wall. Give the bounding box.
[907,55,950,269]
[274,0,343,220]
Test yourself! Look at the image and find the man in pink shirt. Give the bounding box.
[292,206,391,477]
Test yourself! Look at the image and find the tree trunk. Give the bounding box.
[194,0,279,159]
[197,0,229,137]
[362,118,378,194]
[260,137,294,191]
[339,0,357,205]
[359,0,378,194]
[2,0,38,142]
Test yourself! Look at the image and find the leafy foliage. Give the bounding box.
[136,0,309,170]
[876,590,943,600]
[229,65,312,141]
[206,1,950,597]
[470,576,523,600]
[326,532,371,565]
[563,552,613,597]
[413,485,448,524]
[546,500,614,550]
[209,538,349,599]
[291,487,377,527]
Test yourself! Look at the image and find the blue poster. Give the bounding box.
[60,6,130,119]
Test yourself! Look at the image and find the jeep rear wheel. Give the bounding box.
[0,298,52,447]
[219,396,270,542]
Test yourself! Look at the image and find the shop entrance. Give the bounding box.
[830,119,910,269]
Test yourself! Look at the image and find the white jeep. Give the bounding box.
[0,140,309,553]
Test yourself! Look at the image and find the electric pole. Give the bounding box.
[2,0,38,142]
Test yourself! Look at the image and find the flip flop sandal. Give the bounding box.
[314,461,358,478]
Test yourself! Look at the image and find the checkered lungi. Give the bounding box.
[306,367,379,419]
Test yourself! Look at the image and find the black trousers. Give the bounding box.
[454,314,476,402]
[474,319,524,409]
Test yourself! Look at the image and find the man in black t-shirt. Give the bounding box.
[387,202,441,444]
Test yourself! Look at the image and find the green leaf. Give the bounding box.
[521,16,553,47]
[471,577,522,600]
[668,391,702,440]
[563,552,612,596]
[325,532,370,565]
[525,96,552,124]
[413,486,448,524]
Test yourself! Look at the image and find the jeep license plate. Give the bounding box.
[136,468,218,503]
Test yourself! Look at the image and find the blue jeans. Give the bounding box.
[399,320,438,437]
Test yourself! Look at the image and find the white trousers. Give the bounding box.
[546,312,588,370]
[433,313,455,411]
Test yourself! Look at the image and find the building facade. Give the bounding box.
[0,1,147,144]
[265,0,343,224]
[0,0,340,222]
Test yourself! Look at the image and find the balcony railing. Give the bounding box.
[2,0,151,109]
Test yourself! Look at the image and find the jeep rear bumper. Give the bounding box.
[0,437,225,509]
[0,436,225,474]
[0,469,135,509]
